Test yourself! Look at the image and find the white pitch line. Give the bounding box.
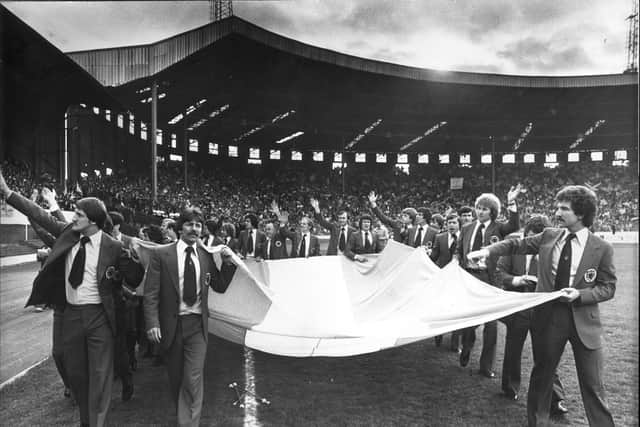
[0,356,49,390]
[243,346,260,427]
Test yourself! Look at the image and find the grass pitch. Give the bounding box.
[1,243,637,426]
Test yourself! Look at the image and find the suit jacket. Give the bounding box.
[313,212,356,255]
[281,228,321,258]
[430,231,458,268]
[407,224,438,248]
[262,226,289,260]
[487,228,616,349]
[344,230,383,260]
[29,209,67,248]
[143,241,235,350]
[457,209,519,286]
[239,228,267,258]
[371,205,409,244]
[7,192,144,336]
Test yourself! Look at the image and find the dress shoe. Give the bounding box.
[502,390,518,401]
[478,369,496,378]
[459,347,471,367]
[434,335,443,347]
[551,400,568,415]
[122,378,134,402]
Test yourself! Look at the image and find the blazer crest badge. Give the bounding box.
[584,268,597,283]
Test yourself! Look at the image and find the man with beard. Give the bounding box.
[468,186,615,426]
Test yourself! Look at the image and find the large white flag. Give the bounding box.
[201,240,561,357]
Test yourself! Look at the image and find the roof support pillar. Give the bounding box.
[183,108,188,189]
[151,80,158,202]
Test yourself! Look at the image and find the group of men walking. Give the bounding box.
[0,165,617,427]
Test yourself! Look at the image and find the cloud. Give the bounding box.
[497,37,594,73]
[2,0,630,75]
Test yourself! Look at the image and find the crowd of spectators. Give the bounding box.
[1,158,638,234]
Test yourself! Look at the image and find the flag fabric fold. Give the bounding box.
[133,238,561,357]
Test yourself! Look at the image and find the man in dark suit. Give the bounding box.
[239,213,267,260]
[344,215,384,262]
[456,186,523,377]
[280,215,321,258]
[108,211,137,400]
[144,207,236,427]
[496,215,567,415]
[368,191,416,244]
[28,187,71,398]
[310,197,356,255]
[262,219,289,260]
[0,171,144,427]
[430,213,461,350]
[469,185,615,426]
[407,207,439,252]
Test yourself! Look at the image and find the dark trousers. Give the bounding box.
[114,305,132,386]
[63,304,114,427]
[461,270,496,372]
[166,314,207,427]
[501,310,564,403]
[527,303,614,427]
[52,306,69,389]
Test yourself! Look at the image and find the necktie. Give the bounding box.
[183,246,197,306]
[449,234,457,254]
[414,227,423,248]
[339,228,346,252]
[266,238,271,259]
[554,233,576,290]
[247,230,254,254]
[472,223,485,251]
[299,234,307,258]
[68,236,91,289]
[364,232,372,251]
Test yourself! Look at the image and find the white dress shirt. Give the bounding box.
[552,227,589,287]
[265,237,272,259]
[65,230,103,305]
[176,239,202,315]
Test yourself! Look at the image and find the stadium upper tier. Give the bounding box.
[64,16,637,154]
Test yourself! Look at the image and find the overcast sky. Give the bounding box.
[3,0,634,76]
